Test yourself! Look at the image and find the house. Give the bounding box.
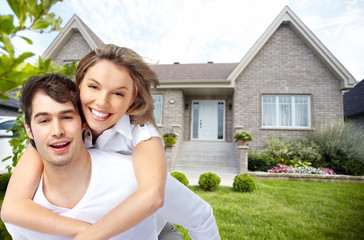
[0,90,21,117]
[343,79,364,127]
[37,6,356,175]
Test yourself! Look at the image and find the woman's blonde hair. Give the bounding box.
[75,44,160,129]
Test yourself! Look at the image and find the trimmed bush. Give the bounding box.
[248,152,277,171]
[0,173,11,192]
[171,171,189,186]
[198,172,221,191]
[233,174,257,192]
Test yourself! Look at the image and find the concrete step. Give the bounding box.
[173,141,239,176]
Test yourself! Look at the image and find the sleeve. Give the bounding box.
[131,122,162,148]
[156,175,220,240]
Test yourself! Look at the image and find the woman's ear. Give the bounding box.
[24,121,34,140]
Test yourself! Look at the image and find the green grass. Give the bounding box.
[176,180,364,240]
[1,180,363,239]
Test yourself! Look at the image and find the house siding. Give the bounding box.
[53,31,92,65]
[234,24,344,151]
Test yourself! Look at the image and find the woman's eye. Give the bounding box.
[88,85,98,89]
[114,92,124,97]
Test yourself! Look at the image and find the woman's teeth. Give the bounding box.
[91,109,110,118]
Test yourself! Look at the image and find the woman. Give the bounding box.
[1,44,220,240]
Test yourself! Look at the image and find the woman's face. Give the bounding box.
[79,59,135,138]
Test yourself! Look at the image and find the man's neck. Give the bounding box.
[42,146,92,209]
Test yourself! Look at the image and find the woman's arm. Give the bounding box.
[1,145,90,236]
[75,136,167,239]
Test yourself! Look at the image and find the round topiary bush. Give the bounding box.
[0,173,11,192]
[198,172,221,191]
[171,171,189,186]
[233,174,257,192]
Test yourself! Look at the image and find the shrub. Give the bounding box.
[263,137,322,167]
[163,133,176,147]
[308,122,364,175]
[171,171,189,186]
[248,152,277,172]
[0,173,11,192]
[198,172,221,191]
[233,174,257,192]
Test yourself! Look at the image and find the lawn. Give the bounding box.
[1,180,363,239]
[176,179,364,240]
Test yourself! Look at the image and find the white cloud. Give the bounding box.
[1,0,363,80]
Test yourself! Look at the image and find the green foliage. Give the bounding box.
[198,172,221,191]
[163,133,176,147]
[248,152,277,172]
[171,171,189,186]
[263,136,322,167]
[233,131,252,141]
[0,0,64,99]
[233,174,257,192]
[0,173,11,192]
[308,122,364,175]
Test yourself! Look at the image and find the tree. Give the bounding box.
[0,0,77,171]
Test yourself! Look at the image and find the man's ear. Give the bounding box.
[24,121,34,140]
[82,122,87,131]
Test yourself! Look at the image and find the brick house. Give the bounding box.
[343,79,364,127]
[39,6,356,176]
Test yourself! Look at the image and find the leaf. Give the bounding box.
[0,15,15,34]
[18,35,33,45]
[14,52,35,65]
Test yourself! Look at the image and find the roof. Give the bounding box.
[343,79,364,117]
[0,89,21,109]
[42,14,104,59]
[227,6,356,90]
[151,63,237,82]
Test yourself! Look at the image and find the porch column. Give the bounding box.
[237,145,249,173]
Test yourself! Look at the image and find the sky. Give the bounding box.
[1,0,364,81]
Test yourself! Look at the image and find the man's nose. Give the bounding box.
[52,119,65,137]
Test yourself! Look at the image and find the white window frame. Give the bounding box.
[262,95,311,129]
[152,95,163,125]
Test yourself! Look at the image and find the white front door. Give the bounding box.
[191,100,225,140]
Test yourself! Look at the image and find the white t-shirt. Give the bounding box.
[83,115,220,240]
[5,149,157,240]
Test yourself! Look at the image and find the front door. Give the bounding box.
[191,100,225,140]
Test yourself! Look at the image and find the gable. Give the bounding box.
[228,6,356,90]
[42,14,104,62]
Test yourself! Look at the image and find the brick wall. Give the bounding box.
[233,24,344,151]
[53,31,92,65]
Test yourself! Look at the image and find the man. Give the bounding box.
[5,74,157,239]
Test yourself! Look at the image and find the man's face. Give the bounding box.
[25,91,84,167]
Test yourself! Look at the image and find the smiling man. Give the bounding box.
[4,73,157,239]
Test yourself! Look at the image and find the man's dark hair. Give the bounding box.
[20,73,84,147]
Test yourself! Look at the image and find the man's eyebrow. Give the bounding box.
[33,109,77,119]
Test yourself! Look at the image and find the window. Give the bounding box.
[262,95,311,128]
[152,95,162,125]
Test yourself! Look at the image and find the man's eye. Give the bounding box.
[39,119,48,124]
[63,116,73,120]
